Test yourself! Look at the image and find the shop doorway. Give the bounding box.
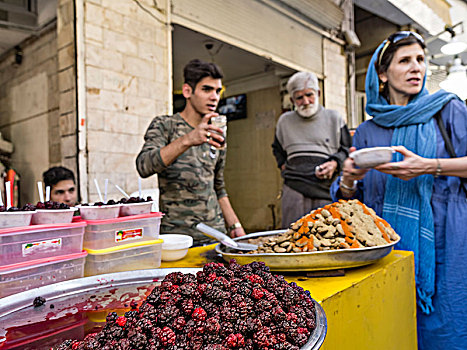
[172,25,295,231]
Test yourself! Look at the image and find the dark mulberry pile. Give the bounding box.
[53,260,316,350]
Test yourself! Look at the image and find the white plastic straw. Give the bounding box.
[5,181,11,209]
[0,187,3,206]
[45,186,50,202]
[138,177,142,198]
[115,184,130,199]
[104,179,109,203]
[94,178,104,203]
[37,181,44,203]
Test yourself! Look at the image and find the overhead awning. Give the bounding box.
[355,0,451,35]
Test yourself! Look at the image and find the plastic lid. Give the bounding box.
[84,212,163,225]
[160,234,193,250]
[0,251,88,273]
[0,220,87,235]
[84,239,163,254]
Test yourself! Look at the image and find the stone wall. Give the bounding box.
[57,0,78,178]
[82,0,169,202]
[0,25,59,204]
[323,38,348,121]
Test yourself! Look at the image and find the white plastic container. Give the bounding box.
[84,239,162,276]
[0,211,36,229]
[77,204,121,220]
[350,147,395,168]
[0,251,87,298]
[119,201,154,216]
[83,212,162,250]
[0,222,86,265]
[31,208,76,225]
[160,234,193,261]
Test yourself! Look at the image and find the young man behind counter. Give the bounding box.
[42,166,78,207]
[136,59,245,245]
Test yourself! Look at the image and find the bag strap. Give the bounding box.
[434,111,467,197]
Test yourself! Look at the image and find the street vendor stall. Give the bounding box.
[163,246,417,350]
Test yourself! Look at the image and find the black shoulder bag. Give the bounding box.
[434,112,467,196]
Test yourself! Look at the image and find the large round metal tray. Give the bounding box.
[215,230,399,271]
[0,268,327,350]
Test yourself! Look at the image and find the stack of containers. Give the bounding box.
[0,222,87,298]
[82,212,163,276]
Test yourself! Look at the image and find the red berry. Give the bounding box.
[116,316,127,327]
[252,288,264,299]
[71,341,81,350]
[225,333,245,348]
[192,307,207,321]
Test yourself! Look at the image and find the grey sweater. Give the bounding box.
[272,105,351,199]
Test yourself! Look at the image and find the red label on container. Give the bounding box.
[115,228,143,242]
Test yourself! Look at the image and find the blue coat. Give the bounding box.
[331,99,467,350]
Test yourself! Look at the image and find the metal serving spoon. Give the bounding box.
[196,223,258,251]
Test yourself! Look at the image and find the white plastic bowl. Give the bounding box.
[350,147,395,168]
[77,204,121,220]
[31,208,76,225]
[119,201,154,216]
[0,211,36,229]
[160,234,193,261]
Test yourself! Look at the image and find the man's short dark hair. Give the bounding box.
[183,59,223,91]
[43,166,75,187]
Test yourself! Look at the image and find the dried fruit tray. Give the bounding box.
[0,269,327,350]
[215,230,400,271]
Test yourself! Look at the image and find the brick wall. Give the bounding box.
[323,38,348,122]
[82,0,169,202]
[0,25,59,205]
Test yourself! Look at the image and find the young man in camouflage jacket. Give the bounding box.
[136,59,245,245]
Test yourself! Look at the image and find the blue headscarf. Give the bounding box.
[365,40,458,314]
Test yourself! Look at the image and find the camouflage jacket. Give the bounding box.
[136,113,228,244]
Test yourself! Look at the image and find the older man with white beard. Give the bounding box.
[272,71,351,228]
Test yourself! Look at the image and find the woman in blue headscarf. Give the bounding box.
[330,32,467,349]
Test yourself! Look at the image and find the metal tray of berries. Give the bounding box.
[215,231,400,271]
[0,268,327,350]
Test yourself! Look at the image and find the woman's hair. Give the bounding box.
[375,35,426,100]
[183,59,224,91]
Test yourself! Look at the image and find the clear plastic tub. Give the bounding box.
[32,209,76,225]
[119,201,154,216]
[84,239,162,276]
[0,211,36,229]
[77,204,122,220]
[0,222,86,265]
[0,251,87,298]
[83,212,162,250]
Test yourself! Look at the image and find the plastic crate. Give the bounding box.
[0,251,87,298]
[84,239,162,276]
[83,212,162,250]
[0,222,86,265]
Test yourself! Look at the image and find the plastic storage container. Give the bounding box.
[32,208,76,225]
[84,239,162,276]
[0,211,36,229]
[119,201,154,216]
[83,212,162,250]
[77,204,121,220]
[0,221,86,265]
[160,234,193,261]
[0,251,87,298]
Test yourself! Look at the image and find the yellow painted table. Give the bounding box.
[162,246,417,350]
